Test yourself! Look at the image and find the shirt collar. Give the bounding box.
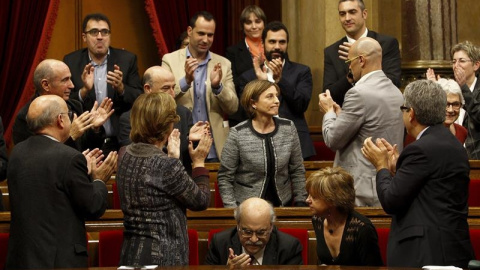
[416,126,430,140]
[186,46,211,64]
[346,28,368,44]
[356,70,383,85]
[88,48,110,66]
[469,77,477,92]
[242,246,266,265]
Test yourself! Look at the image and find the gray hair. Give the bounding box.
[404,80,446,126]
[436,78,464,105]
[26,98,62,133]
[234,199,276,224]
[33,63,54,94]
[339,0,366,11]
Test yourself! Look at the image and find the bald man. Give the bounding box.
[7,95,117,268]
[118,66,208,174]
[319,37,404,206]
[12,59,113,151]
[205,198,303,266]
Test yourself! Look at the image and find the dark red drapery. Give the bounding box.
[0,0,59,147]
[144,0,227,58]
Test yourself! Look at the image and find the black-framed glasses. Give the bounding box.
[446,102,461,110]
[400,105,411,112]
[345,54,364,65]
[451,58,473,65]
[85,28,111,37]
[60,111,74,122]
[238,226,271,238]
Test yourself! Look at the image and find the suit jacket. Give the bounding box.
[63,47,143,136]
[205,226,303,265]
[226,39,254,126]
[6,135,108,268]
[376,124,474,268]
[461,76,480,159]
[118,105,193,174]
[12,97,104,151]
[323,30,401,106]
[238,58,315,159]
[162,49,238,158]
[323,71,404,206]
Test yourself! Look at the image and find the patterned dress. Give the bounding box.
[117,143,210,266]
[312,211,383,266]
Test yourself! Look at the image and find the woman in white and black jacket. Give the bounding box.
[218,80,307,207]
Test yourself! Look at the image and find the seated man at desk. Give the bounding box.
[205,197,303,266]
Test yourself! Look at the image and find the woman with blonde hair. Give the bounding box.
[306,167,382,266]
[117,92,212,266]
[218,79,307,207]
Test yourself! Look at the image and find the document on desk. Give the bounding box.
[118,266,158,270]
[422,266,462,270]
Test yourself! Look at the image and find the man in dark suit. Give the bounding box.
[118,66,209,174]
[238,21,315,160]
[362,80,474,268]
[205,197,303,266]
[323,0,401,106]
[7,95,117,268]
[13,59,113,151]
[63,13,143,155]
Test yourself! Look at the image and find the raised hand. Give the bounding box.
[453,66,467,87]
[338,42,352,61]
[80,63,95,99]
[361,137,390,172]
[318,90,336,114]
[167,129,181,159]
[253,56,268,80]
[210,63,223,88]
[107,64,124,94]
[91,151,118,183]
[226,248,252,269]
[188,133,213,168]
[82,148,104,175]
[184,57,199,84]
[188,121,210,142]
[91,98,114,129]
[70,111,94,140]
[266,58,283,83]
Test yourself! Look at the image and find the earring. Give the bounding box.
[253,106,257,110]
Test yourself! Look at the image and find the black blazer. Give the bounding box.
[7,136,108,268]
[205,226,303,265]
[323,31,401,106]
[376,124,474,268]
[63,47,143,135]
[118,105,193,174]
[226,39,254,127]
[239,58,316,159]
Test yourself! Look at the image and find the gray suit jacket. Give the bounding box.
[322,71,404,206]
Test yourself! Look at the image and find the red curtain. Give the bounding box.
[0,0,59,146]
[144,0,227,57]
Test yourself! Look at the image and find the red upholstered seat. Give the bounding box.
[98,229,198,266]
[112,181,121,209]
[214,181,224,208]
[376,227,390,266]
[98,230,123,267]
[278,228,309,265]
[469,180,480,207]
[188,229,199,265]
[0,233,8,270]
[309,141,335,161]
[470,229,480,260]
[208,228,225,245]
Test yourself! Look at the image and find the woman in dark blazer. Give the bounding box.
[226,5,267,126]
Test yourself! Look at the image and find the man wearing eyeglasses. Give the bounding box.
[205,197,303,266]
[7,95,118,268]
[13,59,113,151]
[319,37,404,207]
[64,13,143,156]
[323,0,401,107]
[361,80,474,268]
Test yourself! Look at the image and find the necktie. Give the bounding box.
[250,255,257,265]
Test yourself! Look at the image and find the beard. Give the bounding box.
[265,50,286,61]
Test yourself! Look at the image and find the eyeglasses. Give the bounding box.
[400,105,411,112]
[60,111,74,122]
[85,28,111,37]
[345,54,364,65]
[451,58,473,65]
[446,102,461,110]
[238,227,271,238]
